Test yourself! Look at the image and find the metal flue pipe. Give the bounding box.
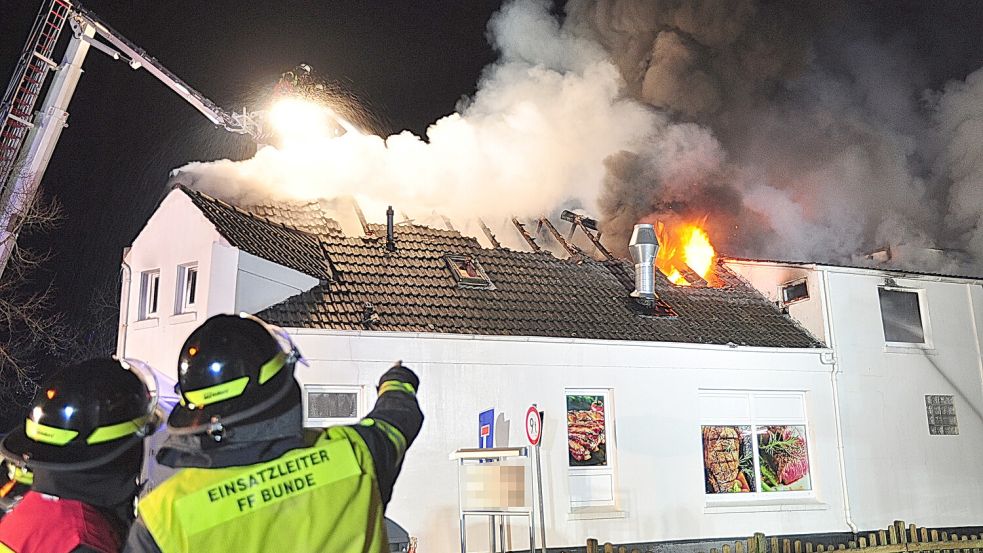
[385,206,396,252]
[629,223,658,300]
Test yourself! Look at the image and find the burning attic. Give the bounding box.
[161,184,809,346]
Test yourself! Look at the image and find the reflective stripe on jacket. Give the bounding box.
[138,426,387,553]
[0,492,121,553]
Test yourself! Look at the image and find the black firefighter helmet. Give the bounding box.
[168,314,301,438]
[0,358,160,470]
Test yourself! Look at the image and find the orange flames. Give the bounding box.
[654,220,717,286]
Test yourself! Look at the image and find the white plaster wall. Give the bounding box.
[234,251,319,314]
[120,190,233,380]
[725,261,827,344]
[289,330,846,552]
[120,190,318,381]
[824,271,983,529]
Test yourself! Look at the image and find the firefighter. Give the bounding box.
[124,314,424,553]
[0,358,162,552]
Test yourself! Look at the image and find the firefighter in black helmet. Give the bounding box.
[125,314,424,553]
[0,358,162,553]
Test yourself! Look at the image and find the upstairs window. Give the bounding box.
[780,279,809,304]
[445,254,494,289]
[878,287,927,345]
[139,270,160,320]
[176,263,198,313]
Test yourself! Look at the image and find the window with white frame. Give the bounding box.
[303,385,365,427]
[176,263,198,313]
[780,278,809,305]
[139,270,160,320]
[566,388,617,509]
[878,287,929,345]
[699,391,813,500]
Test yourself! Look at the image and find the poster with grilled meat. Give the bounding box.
[702,425,754,493]
[757,425,811,492]
[566,395,606,466]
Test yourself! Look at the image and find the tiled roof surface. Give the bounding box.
[180,186,332,280]
[245,201,345,238]
[178,187,822,348]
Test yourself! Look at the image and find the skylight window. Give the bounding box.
[445,254,494,289]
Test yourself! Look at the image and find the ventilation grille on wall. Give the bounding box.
[925,395,957,435]
[309,392,357,419]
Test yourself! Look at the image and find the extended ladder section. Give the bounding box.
[0,0,70,191]
[0,0,264,279]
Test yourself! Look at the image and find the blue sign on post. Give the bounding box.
[478,408,495,449]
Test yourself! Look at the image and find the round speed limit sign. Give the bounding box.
[525,405,542,446]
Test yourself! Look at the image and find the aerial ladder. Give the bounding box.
[0,0,266,280]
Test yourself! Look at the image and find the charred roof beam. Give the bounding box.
[539,216,584,258]
[560,209,613,261]
[477,218,501,249]
[511,217,541,252]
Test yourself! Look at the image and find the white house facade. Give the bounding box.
[727,260,983,531]
[117,186,983,551]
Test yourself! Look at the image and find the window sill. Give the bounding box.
[704,499,827,514]
[567,507,627,521]
[884,344,936,355]
[169,312,198,325]
[131,318,159,330]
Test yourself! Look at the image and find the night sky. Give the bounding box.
[0,0,501,322]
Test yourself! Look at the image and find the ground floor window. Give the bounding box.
[566,389,617,509]
[700,391,813,500]
[303,384,365,427]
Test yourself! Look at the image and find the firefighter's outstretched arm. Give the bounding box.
[352,362,424,507]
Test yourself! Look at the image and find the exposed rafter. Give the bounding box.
[539,216,584,258]
[511,217,541,252]
[477,218,501,249]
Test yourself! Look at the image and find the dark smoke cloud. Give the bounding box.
[175,0,983,274]
[571,0,983,272]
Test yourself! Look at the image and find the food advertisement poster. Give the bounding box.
[702,425,754,493]
[567,395,606,466]
[757,425,811,492]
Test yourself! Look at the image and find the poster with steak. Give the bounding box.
[757,425,811,492]
[702,425,754,493]
[566,395,606,466]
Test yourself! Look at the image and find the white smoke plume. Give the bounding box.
[173,0,983,273]
[174,0,674,231]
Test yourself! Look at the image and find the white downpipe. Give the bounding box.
[118,259,132,358]
[821,269,858,533]
[967,285,983,408]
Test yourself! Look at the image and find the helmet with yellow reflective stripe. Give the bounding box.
[0,358,161,470]
[168,313,302,438]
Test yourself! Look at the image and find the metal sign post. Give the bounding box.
[526,405,547,553]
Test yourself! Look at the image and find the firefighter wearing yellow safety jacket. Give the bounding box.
[124,314,424,553]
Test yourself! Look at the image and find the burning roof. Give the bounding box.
[175,185,822,348]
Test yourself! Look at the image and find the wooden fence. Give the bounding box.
[582,521,983,553]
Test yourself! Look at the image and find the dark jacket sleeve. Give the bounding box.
[121,517,164,553]
[352,363,424,508]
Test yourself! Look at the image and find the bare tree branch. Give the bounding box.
[0,193,72,419]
